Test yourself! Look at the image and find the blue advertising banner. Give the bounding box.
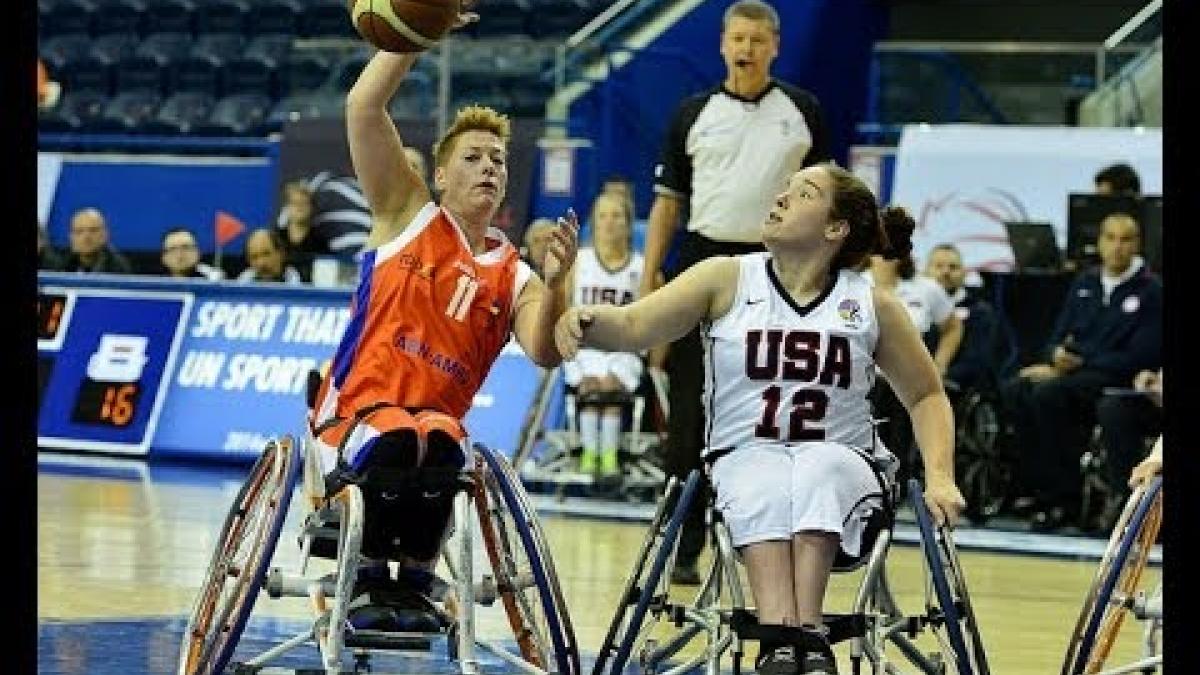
[38,286,191,455]
[36,273,546,464]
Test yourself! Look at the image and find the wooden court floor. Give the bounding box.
[37,455,1161,674]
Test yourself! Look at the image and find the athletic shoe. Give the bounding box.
[579,449,598,473]
[599,449,620,477]
[755,644,799,675]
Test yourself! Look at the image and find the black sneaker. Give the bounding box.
[347,564,442,633]
[797,625,838,675]
[755,644,799,675]
[670,561,702,586]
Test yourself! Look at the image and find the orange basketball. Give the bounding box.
[348,0,460,53]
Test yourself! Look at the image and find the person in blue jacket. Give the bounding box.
[1002,212,1161,532]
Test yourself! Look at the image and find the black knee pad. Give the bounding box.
[359,429,464,561]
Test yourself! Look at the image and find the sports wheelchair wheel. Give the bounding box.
[1061,476,1162,675]
[178,437,300,675]
[595,470,703,675]
[953,390,1011,525]
[476,443,582,675]
[909,478,991,675]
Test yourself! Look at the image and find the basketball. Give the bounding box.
[348,0,460,53]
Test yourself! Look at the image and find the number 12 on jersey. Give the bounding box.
[755,386,828,441]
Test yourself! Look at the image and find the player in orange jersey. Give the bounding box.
[308,38,579,629]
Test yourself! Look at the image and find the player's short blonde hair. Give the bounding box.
[432,105,512,168]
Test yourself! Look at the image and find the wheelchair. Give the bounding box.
[1061,475,1162,675]
[514,365,668,502]
[944,379,1011,526]
[177,430,581,675]
[592,461,991,675]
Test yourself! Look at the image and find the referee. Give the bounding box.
[638,0,830,585]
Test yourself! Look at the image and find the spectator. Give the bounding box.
[238,228,305,284]
[563,191,646,476]
[274,171,373,258]
[1093,163,1141,195]
[598,173,649,252]
[38,222,66,271]
[159,227,224,280]
[1093,368,1162,529]
[521,218,557,276]
[1003,212,1161,532]
[638,0,830,586]
[38,59,61,110]
[924,243,1000,389]
[63,208,134,275]
[864,237,962,483]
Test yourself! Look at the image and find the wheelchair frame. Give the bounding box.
[514,366,667,499]
[592,469,991,675]
[1061,476,1163,675]
[177,433,581,675]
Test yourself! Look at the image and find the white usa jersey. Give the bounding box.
[702,253,881,458]
[571,248,644,307]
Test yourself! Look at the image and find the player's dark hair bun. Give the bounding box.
[878,206,915,260]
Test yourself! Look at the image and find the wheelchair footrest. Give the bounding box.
[729,609,866,646]
[344,628,436,651]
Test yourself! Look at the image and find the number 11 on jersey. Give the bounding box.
[446,274,479,322]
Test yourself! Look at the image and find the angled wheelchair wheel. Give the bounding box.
[909,479,991,675]
[178,436,300,675]
[599,470,703,675]
[954,391,1011,525]
[591,474,686,675]
[1061,476,1162,675]
[477,444,582,675]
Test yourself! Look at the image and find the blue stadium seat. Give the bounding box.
[93,0,145,36]
[144,0,195,35]
[90,31,140,62]
[192,31,248,63]
[326,52,370,92]
[92,90,163,132]
[280,51,333,95]
[526,0,585,39]
[38,90,109,131]
[136,31,193,63]
[192,93,273,135]
[170,56,221,97]
[244,33,293,65]
[263,91,343,133]
[142,91,216,134]
[389,94,430,120]
[471,0,529,38]
[114,55,167,94]
[40,32,92,73]
[300,0,356,38]
[40,0,96,38]
[222,57,274,97]
[247,0,302,36]
[60,55,113,94]
[195,0,250,35]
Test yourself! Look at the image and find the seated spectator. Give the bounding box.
[598,173,649,252]
[924,243,1000,389]
[1093,367,1162,527]
[38,222,66,271]
[521,218,557,276]
[238,228,305,285]
[63,208,134,275]
[274,172,372,259]
[864,236,962,475]
[159,227,224,280]
[1003,212,1161,532]
[38,59,61,110]
[563,191,644,476]
[1093,162,1141,196]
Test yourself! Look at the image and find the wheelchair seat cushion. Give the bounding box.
[347,576,444,634]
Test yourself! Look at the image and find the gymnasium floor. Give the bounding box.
[37,451,1161,675]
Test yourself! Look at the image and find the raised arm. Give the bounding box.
[873,288,965,527]
[345,52,431,250]
[557,256,739,359]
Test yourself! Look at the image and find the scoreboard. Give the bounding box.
[37,287,191,455]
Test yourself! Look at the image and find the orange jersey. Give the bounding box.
[312,202,532,429]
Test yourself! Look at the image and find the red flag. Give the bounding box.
[214,211,247,247]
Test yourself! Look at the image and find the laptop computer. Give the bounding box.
[1004,221,1063,273]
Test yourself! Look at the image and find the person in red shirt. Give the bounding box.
[309,12,578,630]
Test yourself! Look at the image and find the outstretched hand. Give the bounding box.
[541,208,579,289]
[554,307,593,361]
[451,0,479,30]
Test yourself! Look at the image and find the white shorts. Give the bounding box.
[709,442,886,559]
[563,348,643,393]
